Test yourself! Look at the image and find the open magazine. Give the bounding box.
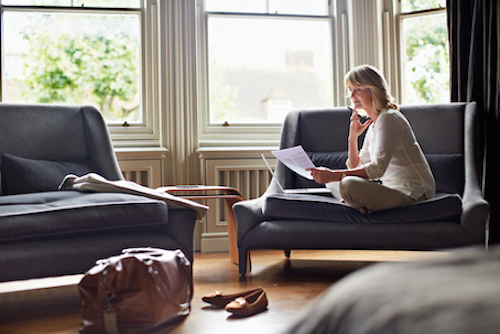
[59,173,208,220]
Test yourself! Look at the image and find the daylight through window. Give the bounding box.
[400,0,449,104]
[205,0,333,125]
[0,1,142,124]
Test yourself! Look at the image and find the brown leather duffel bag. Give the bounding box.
[79,248,193,334]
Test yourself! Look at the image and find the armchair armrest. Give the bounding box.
[461,187,489,244]
[461,102,489,244]
[233,196,267,245]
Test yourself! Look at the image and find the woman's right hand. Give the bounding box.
[349,106,372,139]
[306,167,343,183]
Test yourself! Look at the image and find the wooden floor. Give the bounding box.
[0,249,450,334]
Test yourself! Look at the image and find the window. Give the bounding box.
[203,0,333,127]
[400,0,449,104]
[0,0,159,139]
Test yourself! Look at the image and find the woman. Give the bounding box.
[307,65,435,213]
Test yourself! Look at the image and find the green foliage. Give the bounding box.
[209,57,238,123]
[403,12,449,104]
[402,0,445,12]
[21,31,139,121]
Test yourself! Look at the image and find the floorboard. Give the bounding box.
[0,249,450,334]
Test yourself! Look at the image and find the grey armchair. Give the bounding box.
[233,102,489,276]
[0,103,197,282]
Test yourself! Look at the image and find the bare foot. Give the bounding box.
[359,207,369,214]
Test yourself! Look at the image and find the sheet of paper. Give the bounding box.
[271,145,315,180]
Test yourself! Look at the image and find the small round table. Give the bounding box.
[157,185,243,264]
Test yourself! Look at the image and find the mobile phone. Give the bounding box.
[347,106,370,123]
[347,106,358,118]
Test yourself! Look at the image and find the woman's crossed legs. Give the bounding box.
[339,176,417,213]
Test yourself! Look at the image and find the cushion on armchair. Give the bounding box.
[294,152,463,195]
[294,152,349,188]
[308,151,349,169]
[263,192,462,224]
[1,153,98,195]
[426,153,464,195]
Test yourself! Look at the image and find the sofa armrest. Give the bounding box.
[461,102,489,244]
[461,188,489,244]
[159,207,197,262]
[233,196,267,245]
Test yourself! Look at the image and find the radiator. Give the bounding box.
[202,157,274,252]
[122,170,150,187]
[215,167,272,220]
[118,159,162,188]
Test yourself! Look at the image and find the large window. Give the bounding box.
[204,0,333,126]
[400,0,449,104]
[0,1,155,130]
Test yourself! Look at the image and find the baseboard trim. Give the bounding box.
[200,233,229,253]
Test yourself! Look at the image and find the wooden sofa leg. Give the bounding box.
[284,249,292,258]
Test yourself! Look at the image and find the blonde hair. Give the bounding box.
[345,65,398,112]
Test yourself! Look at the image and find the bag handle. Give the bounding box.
[123,248,193,308]
[122,247,166,257]
[148,250,193,309]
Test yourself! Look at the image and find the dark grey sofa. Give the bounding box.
[0,103,197,282]
[233,102,489,276]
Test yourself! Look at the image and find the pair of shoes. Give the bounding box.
[202,287,263,308]
[225,289,268,317]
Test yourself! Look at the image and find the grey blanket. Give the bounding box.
[284,245,500,334]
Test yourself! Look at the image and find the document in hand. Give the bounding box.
[271,145,315,180]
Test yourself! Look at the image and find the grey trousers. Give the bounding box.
[327,176,417,212]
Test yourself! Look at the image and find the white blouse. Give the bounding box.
[352,108,436,200]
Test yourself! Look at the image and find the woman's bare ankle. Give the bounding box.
[359,207,369,214]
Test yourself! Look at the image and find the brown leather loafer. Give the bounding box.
[225,289,268,317]
[202,287,263,308]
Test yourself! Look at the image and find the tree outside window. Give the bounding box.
[1,3,142,124]
[401,0,449,104]
[206,1,333,125]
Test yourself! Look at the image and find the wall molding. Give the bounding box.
[161,0,200,186]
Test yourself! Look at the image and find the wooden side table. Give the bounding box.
[157,185,243,264]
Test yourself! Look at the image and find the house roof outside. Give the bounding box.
[220,66,332,122]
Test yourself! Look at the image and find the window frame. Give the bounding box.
[397,3,448,105]
[0,1,161,147]
[196,0,337,147]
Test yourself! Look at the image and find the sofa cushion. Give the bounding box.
[294,152,349,188]
[426,154,464,195]
[0,191,168,242]
[263,192,462,224]
[1,153,98,195]
[295,152,464,195]
[308,151,349,169]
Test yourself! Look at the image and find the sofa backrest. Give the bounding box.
[400,104,464,155]
[0,104,91,161]
[0,103,123,195]
[278,103,469,195]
